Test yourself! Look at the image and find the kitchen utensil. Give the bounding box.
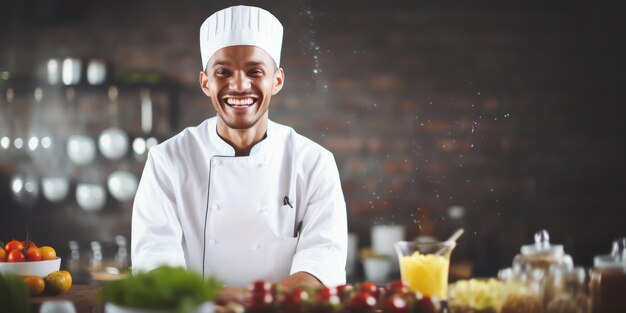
[28,87,56,162]
[98,86,129,160]
[76,168,106,211]
[107,169,138,202]
[46,58,61,85]
[0,88,13,162]
[9,89,41,208]
[62,57,81,85]
[87,58,107,85]
[66,88,97,165]
[10,165,40,208]
[132,89,158,159]
[76,183,106,211]
[42,175,70,203]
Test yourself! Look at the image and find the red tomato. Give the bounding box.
[249,279,272,293]
[26,246,42,261]
[414,296,436,313]
[22,241,37,249]
[383,295,410,313]
[360,282,380,298]
[7,249,25,262]
[5,240,24,254]
[346,291,377,313]
[386,280,410,295]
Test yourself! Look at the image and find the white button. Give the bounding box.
[251,244,259,250]
[209,239,215,245]
[261,207,269,214]
[212,204,220,211]
[213,159,221,166]
[258,162,265,167]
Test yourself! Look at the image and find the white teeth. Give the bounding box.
[226,98,254,106]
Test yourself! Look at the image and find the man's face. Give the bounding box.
[199,45,284,130]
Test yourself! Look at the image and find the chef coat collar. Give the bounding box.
[208,117,275,157]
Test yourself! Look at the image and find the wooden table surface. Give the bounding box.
[31,285,104,313]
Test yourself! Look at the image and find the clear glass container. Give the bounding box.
[394,240,456,299]
[589,238,626,313]
[513,229,574,273]
[498,267,544,313]
[544,266,590,313]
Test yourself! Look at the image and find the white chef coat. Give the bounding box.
[131,117,347,287]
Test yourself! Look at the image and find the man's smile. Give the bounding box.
[223,96,258,108]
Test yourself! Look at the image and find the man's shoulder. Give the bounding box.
[152,119,212,157]
[270,120,334,161]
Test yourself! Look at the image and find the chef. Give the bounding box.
[131,4,348,298]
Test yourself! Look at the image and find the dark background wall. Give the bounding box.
[1,0,625,277]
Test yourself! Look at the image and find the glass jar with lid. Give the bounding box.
[498,267,544,313]
[589,237,626,313]
[513,229,574,273]
[544,266,590,313]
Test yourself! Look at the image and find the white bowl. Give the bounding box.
[105,302,215,313]
[0,258,61,277]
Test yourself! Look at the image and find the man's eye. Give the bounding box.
[215,69,231,76]
[249,69,263,76]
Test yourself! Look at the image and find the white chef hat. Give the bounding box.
[199,5,284,70]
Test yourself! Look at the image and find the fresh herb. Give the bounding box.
[0,273,31,313]
[102,266,222,313]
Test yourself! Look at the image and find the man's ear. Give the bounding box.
[199,71,212,97]
[272,68,285,95]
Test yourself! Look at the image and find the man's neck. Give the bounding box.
[216,119,268,156]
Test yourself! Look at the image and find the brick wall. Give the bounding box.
[1,0,625,276]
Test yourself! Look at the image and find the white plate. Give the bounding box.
[0,257,61,277]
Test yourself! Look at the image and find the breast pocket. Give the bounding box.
[260,203,297,238]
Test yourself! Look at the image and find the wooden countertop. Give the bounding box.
[31,285,104,313]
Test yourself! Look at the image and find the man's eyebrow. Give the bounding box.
[246,61,266,67]
[211,61,267,67]
[212,60,232,67]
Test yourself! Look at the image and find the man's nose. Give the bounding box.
[229,72,251,91]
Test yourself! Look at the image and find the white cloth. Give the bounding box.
[131,117,347,287]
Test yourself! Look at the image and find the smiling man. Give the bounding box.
[131,5,348,301]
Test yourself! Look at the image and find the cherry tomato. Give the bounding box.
[249,279,272,293]
[346,291,377,313]
[280,287,311,312]
[7,249,25,262]
[383,294,410,313]
[414,295,436,313]
[360,282,380,298]
[336,283,355,301]
[38,246,57,260]
[23,275,45,296]
[22,240,37,249]
[0,246,6,262]
[314,287,341,313]
[5,240,24,254]
[386,280,411,295]
[26,246,42,261]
